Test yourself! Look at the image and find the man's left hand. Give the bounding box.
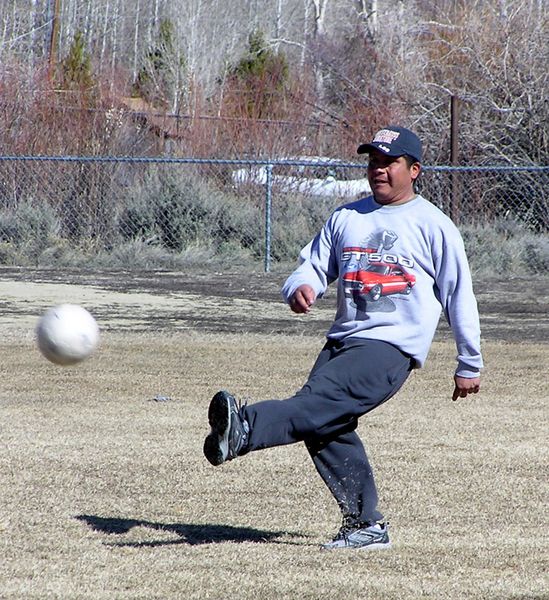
[452,376,481,401]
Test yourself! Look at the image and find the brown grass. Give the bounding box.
[0,276,548,599]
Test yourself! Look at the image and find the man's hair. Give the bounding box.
[403,154,420,168]
[403,154,421,190]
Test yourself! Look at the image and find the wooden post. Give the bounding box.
[48,0,61,82]
[450,95,461,223]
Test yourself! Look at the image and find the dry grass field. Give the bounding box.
[0,267,548,600]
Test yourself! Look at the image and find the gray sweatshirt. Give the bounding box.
[281,194,483,378]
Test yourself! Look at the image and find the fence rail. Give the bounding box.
[0,155,547,273]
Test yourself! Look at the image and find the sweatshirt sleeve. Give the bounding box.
[433,228,483,378]
[281,214,339,304]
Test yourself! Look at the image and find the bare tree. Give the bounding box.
[407,0,549,164]
[132,0,141,82]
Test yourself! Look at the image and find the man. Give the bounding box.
[203,125,483,550]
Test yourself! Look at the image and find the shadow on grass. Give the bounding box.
[76,514,305,547]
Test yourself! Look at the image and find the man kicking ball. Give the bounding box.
[203,126,482,550]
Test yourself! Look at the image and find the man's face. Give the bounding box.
[367,150,421,205]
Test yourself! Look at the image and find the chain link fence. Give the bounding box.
[0,156,547,274]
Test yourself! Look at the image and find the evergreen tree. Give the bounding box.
[133,19,187,112]
[228,30,290,119]
[61,31,94,93]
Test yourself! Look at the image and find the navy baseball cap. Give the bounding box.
[357,126,422,163]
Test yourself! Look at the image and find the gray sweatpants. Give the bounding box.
[241,337,414,525]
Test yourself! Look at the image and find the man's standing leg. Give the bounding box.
[306,428,383,525]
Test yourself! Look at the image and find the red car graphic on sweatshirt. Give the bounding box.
[343,262,416,301]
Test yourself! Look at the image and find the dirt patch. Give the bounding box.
[0,266,547,342]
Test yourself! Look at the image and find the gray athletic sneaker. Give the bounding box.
[322,521,391,550]
[203,391,249,466]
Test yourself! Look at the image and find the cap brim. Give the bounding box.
[357,143,374,154]
[357,142,421,163]
[357,141,404,156]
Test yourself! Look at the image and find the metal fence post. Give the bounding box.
[264,163,273,272]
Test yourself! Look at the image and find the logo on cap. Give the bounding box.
[373,129,401,145]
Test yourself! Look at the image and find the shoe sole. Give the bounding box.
[203,392,231,466]
[321,540,392,551]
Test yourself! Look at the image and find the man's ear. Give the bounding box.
[410,162,421,181]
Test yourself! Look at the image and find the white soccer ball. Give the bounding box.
[36,304,100,366]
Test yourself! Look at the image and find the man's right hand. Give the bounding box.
[289,284,316,314]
